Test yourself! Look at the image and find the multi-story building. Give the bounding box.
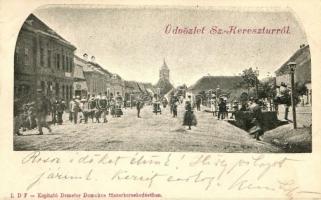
[73,55,88,97]
[81,58,107,96]
[110,74,125,97]
[14,14,76,105]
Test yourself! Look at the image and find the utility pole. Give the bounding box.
[288,62,297,129]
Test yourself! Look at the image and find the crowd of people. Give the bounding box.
[14,90,128,135]
[15,87,267,141]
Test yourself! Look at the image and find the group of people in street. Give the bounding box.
[195,93,265,140]
[14,90,126,135]
[14,89,52,135]
[69,92,124,124]
[151,93,197,130]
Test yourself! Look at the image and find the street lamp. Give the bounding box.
[288,62,297,129]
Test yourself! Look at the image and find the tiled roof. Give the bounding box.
[23,14,76,49]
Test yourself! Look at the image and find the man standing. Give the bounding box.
[72,96,80,124]
[136,97,143,118]
[69,97,74,122]
[27,102,36,129]
[196,96,201,111]
[172,97,178,118]
[217,97,226,120]
[99,92,108,123]
[80,97,90,123]
[51,99,57,125]
[56,99,66,125]
[35,89,52,135]
[70,97,80,124]
[249,99,264,141]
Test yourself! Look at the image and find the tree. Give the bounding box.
[258,82,276,99]
[240,68,258,94]
[295,82,308,96]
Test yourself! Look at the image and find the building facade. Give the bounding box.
[73,55,88,97]
[14,14,76,105]
[275,44,311,104]
[110,74,125,97]
[82,60,108,96]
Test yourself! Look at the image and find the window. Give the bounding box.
[24,48,30,66]
[62,55,65,71]
[56,54,60,69]
[47,50,51,68]
[69,58,73,72]
[40,47,44,67]
[67,56,69,72]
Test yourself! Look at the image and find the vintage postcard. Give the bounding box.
[0,0,320,199]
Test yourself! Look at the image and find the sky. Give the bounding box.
[33,5,307,87]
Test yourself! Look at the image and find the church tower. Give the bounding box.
[159,58,170,80]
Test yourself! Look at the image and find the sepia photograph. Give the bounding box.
[13,5,312,153]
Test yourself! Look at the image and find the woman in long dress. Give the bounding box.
[115,92,123,117]
[210,97,217,116]
[152,94,161,115]
[183,96,197,130]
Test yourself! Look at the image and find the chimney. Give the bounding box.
[83,53,88,61]
[91,56,95,62]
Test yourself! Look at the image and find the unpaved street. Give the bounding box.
[14,105,281,152]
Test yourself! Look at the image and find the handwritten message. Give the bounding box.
[17,152,321,200]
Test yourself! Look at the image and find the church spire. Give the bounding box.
[162,58,168,70]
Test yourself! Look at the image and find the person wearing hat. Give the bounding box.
[196,95,202,111]
[172,96,179,118]
[56,99,66,125]
[109,94,116,118]
[70,96,80,124]
[98,93,108,123]
[136,96,144,118]
[69,96,75,122]
[230,100,239,119]
[217,97,226,120]
[51,99,58,125]
[249,98,264,141]
[80,97,89,123]
[210,97,216,117]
